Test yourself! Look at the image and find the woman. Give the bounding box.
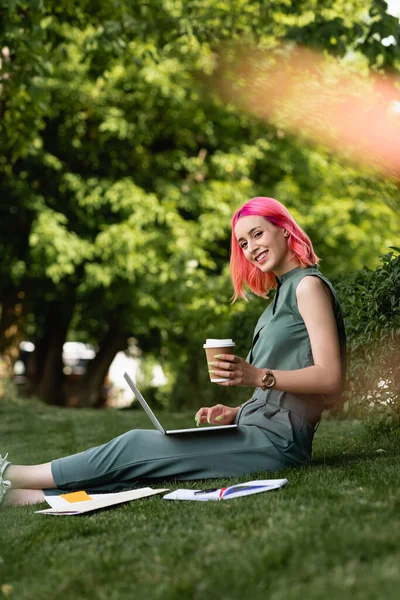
[0,197,346,507]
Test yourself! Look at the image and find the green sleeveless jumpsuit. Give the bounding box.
[50,266,346,493]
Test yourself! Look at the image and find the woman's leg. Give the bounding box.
[1,463,54,507]
[5,463,55,489]
[50,427,288,493]
[3,425,290,505]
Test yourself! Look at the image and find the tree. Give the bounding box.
[0,0,399,407]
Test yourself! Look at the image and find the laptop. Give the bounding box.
[124,372,238,435]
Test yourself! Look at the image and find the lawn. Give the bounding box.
[1,391,399,600]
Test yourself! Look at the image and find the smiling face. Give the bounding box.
[234,215,297,277]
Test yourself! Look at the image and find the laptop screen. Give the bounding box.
[123,373,166,434]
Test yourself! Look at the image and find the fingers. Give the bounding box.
[214,361,235,371]
[208,355,240,381]
[194,407,209,426]
[208,365,238,383]
[213,353,237,363]
[207,404,225,423]
[194,405,227,425]
[208,355,240,371]
[207,355,254,387]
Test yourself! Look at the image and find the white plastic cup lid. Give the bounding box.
[203,338,235,348]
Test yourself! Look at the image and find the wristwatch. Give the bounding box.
[261,369,276,390]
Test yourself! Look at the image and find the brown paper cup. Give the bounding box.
[204,339,235,382]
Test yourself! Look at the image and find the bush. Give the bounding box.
[336,248,400,416]
[362,412,400,441]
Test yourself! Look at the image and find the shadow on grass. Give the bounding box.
[311,449,398,468]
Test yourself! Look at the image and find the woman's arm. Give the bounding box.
[208,276,342,396]
[275,275,342,395]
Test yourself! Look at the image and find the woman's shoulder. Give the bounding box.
[281,266,331,292]
[296,274,333,303]
[295,269,340,313]
[291,266,334,290]
[297,273,328,293]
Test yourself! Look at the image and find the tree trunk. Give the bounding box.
[170,348,200,411]
[73,328,127,408]
[0,289,27,377]
[36,300,76,405]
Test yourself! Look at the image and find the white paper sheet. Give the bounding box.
[36,487,169,515]
[162,479,288,501]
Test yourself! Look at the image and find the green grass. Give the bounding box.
[1,392,400,600]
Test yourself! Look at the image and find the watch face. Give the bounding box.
[262,372,275,388]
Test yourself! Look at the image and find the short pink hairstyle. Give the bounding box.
[230,197,319,301]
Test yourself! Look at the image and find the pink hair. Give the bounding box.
[230,197,319,301]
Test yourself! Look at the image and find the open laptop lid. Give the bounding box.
[124,373,166,434]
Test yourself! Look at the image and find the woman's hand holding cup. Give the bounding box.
[203,339,261,388]
[208,353,262,387]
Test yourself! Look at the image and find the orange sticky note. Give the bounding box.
[60,491,93,503]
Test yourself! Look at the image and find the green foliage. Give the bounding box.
[336,249,400,416]
[1,0,400,407]
[363,412,400,441]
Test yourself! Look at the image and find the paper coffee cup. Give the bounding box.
[203,338,235,383]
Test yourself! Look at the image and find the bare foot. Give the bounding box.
[3,489,46,507]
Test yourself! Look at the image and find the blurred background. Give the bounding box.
[0,0,399,414]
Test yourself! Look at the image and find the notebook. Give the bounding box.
[123,372,238,435]
[162,479,288,501]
